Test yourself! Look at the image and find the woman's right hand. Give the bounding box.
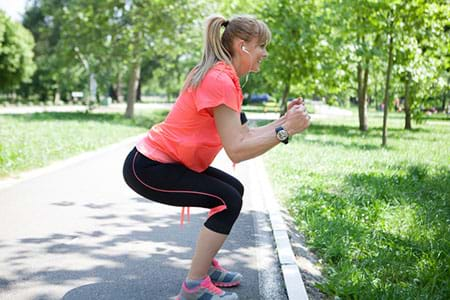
[283,104,311,136]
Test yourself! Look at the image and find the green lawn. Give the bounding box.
[0,110,168,178]
[263,113,449,299]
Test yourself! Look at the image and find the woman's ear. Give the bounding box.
[233,39,245,54]
[240,40,249,53]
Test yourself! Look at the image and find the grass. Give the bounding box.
[0,110,168,178]
[263,113,450,299]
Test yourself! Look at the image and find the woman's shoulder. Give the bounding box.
[204,61,240,89]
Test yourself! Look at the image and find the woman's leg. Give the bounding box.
[123,148,244,280]
[185,166,245,280]
[188,226,227,280]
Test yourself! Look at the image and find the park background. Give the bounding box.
[1,0,449,299]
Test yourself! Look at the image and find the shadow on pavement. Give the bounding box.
[1,195,262,300]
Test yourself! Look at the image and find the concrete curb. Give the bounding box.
[0,134,145,191]
[254,157,309,300]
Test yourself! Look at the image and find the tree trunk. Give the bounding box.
[357,61,363,105]
[280,82,290,117]
[358,59,370,131]
[442,77,449,112]
[125,61,141,119]
[116,72,123,102]
[373,80,378,109]
[166,88,172,103]
[136,79,141,102]
[382,32,394,147]
[442,92,447,113]
[53,86,60,105]
[404,72,412,130]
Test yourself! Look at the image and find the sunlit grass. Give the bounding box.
[0,110,168,178]
[263,114,450,299]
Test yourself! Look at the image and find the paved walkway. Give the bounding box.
[0,139,289,300]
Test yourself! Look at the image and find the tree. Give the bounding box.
[20,1,85,103]
[393,0,449,130]
[0,10,36,93]
[53,0,204,117]
[259,0,323,115]
[382,19,394,147]
[324,0,387,131]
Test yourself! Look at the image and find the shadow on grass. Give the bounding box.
[345,164,449,216]
[305,123,431,138]
[300,137,381,151]
[290,163,450,299]
[257,118,442,150]
[2,110,169,129]
[256,119,432,137]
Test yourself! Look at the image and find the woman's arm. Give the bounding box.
[214,100,310,164]
[241,98,305,136]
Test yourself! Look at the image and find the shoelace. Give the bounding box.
[212,258,227,272]
[180,207,190,227]
[203,278,224,295]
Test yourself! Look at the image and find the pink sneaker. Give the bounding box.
[208,258,243,287]
[176,275,238,300]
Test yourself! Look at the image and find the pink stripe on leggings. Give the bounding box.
[132,152,227,226]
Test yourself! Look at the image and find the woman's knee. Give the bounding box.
[228,195,243,217]
[228,178,244,198]
[235,181,244,198]
[205,195,242,235]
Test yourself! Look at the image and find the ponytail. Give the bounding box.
[183,15,231,90]
[183,14,271,90]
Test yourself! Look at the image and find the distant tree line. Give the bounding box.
[1,0,448,141]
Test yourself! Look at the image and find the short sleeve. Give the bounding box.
[194,69,240,113]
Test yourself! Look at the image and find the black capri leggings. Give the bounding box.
[122,147,244,235]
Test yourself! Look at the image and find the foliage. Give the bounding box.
[54,0,206,116]
[0,10,36,91]
[7,0,448,116]
[15,0,207,106]
[18,1,85,102]
[259,0,324,113]
[386,0,449,128]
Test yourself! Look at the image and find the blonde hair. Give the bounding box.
[183,15,271,90]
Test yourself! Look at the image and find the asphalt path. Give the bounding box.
[0,139,287,300]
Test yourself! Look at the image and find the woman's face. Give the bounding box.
[242,37,268,73]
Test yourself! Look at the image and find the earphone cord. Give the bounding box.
[241,73,250,88]
[241,49,253,89]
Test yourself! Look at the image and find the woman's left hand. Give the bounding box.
[287,97,304,111]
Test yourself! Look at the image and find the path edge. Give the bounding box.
[254,156,309,300]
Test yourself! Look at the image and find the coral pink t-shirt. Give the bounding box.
[136,61,243,172]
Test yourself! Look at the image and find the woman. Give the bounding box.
[123,14,310,300]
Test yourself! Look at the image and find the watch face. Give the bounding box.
[277,129,289,141]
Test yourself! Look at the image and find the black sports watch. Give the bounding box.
[275,126,289,144]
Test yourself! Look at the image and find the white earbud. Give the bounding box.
[242,46,249,53]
